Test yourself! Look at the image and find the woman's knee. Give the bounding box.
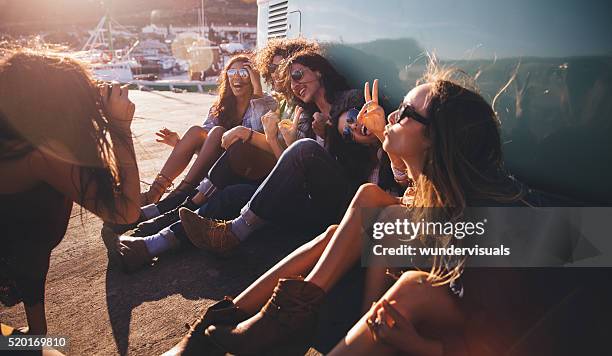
[385,271,463,325]
[180,126,207,148]
[305,224,338,252]
[207,125,226,139]
[326,224,339,234]
[395,270,432,289]
[311,224,338,243]
[186,125,207,137]
[322,224,339,239]
[353,183,386,205]
[286,138,324,158]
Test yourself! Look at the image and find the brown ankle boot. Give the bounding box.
[115,236,153,273]
[162,297,249,356]
[205,278,325,355]
[179,208,240,257]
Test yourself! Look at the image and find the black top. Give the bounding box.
[0,183,73,306]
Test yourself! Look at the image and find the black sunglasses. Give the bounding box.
[290,69,304,81]
[268,63,279,74]
[397,102,430,126]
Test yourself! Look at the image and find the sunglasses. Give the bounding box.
[290,69,305,82]
[397,102,430,126]
[227,68,249,79]
[342,108,361,142]
[268,63,279,74]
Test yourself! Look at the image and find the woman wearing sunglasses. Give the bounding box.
[111,54,278,237]
[179,66,529,355]
[134,54,277,213]
[177,49,399,257]
[162,49,401,355]
[112,40,324,273]
[256,38,321,154]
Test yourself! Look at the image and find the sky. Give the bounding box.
[0,0,255,32]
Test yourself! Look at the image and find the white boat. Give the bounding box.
[90,61,134,83]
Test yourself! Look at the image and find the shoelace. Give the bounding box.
[209,221,232,245]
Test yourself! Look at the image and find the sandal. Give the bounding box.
[140,173,173,206]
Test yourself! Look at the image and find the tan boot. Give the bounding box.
[205,278,325,355]
[162,297,249,356]
[179,208,240,257]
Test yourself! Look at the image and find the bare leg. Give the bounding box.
[233,225,338,314]
[24,303,47,335]
[181,126,225,186]
[361,266,391,314]
[329,311,397,356]
[329,271,464,356]
[158,125,208,183]
[305,184,399,291]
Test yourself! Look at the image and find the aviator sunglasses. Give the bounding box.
[290,67,321,84]
[227,68,250,79]
[290,68,306,81]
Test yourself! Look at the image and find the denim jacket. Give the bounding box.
[202,94,278,133]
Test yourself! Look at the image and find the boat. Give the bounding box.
[77,14,135,83]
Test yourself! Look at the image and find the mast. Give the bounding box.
[105,0,114,55]
[201,0,206,36]
[81,16,106,51]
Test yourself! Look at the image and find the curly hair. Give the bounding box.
[255,37,321,85]
[209,53,252,129]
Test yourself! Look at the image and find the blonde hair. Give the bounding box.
[408,60,525,285]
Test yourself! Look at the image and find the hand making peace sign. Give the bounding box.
[357,79,386,140]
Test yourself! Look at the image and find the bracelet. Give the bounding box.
[245,128,254,142]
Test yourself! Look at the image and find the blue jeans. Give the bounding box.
[170,141,275,245]
[209,140,277,189]
[169,183,258,244]
[244,138,354,232]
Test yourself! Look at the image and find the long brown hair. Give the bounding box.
[277,49,349,108]
[0,50,128,216]
[409,64,525,285]
[210,53,252,129]
[412,66,524,214]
